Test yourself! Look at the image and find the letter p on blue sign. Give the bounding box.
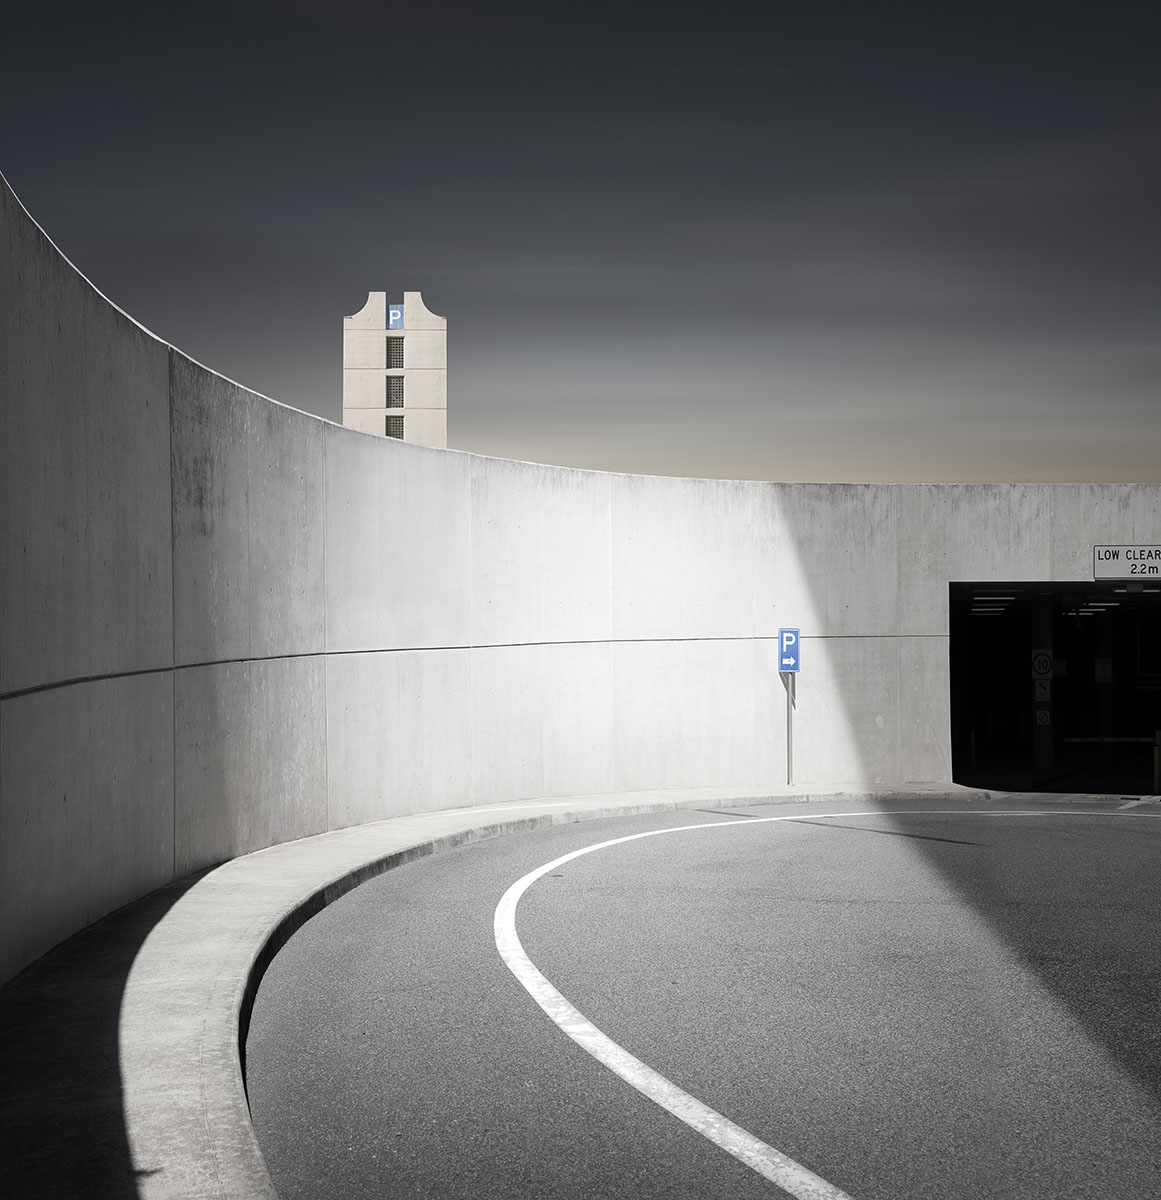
[779,627,801,672]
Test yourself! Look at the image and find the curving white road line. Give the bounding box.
[493,807,1141,1199]
[494,814,862,1199]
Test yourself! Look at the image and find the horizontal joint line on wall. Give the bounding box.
[1,664,177,702]
[808,634,947,640]
[1,633,945,701]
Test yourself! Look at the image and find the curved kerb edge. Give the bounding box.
[156,788,988,1200]
[158,792,743,1195]
[233,811,658,1079]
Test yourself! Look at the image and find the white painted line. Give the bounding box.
[494,807,1155,1197]
[495,816,856,1200]
[1117,797,1161,809]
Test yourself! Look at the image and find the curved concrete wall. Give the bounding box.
[3,171,1160,986]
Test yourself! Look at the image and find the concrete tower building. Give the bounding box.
[342,291,447,446]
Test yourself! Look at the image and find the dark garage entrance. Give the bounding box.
[950,582,1161,794]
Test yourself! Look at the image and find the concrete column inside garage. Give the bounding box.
[950,581,1161,794]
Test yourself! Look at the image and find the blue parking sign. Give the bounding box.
[778,627,801,672]
[388,304,404,329]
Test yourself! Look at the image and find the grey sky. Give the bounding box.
[3,0,1158,481]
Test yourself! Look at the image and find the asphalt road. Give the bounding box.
[245,799,1161,1199]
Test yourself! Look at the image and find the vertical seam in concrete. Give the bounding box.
[82,316,96,919]
[944,564,953,780]
[84,667,93,927]
[171,667,178,876]
[1048,482,1056,579]
[894,486,903,782]
[244,395,254,663]
[749,481,759,783]
[895,632,903,782]
[239,656,249,862]
[467,454,476,805]
[322,428,331,834]
[607,471,616,790]
[168,350,178,878]
[244,398,254,859]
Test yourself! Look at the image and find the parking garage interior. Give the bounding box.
[950,581,1161,794]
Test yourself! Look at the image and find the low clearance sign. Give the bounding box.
[1093,545,1161,579]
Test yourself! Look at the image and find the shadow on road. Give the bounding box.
[873,802,1161,1106]
[0,872,209,1200]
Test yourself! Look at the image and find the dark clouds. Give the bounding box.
[3,1,1158,480]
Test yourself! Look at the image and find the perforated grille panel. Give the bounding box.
[386,376,404,408]
[386,337,404,368]
[386,416,404,439]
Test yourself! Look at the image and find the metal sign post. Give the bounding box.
[786,672,795,785]
[779,628,801,786]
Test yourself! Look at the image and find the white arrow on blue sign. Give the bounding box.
[778,627,801,673]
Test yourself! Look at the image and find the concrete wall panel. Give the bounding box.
[609,640,684,790]
[343,330,385,369]
[897,485,1052,634]
[248,402,326,659]
[1047,484,1161,579]
[677,479,759,639]
[824,486,900,636]
[81,311,173,681]
[0,335,90,691]
[469,642,615,804]
[171,355,252,665]
[248,655,328,849]
[539,642,616,799]
[88,672,176,914]
[470,457,612,646]
[174,662,251,877]
[342,373,384,408]
[768,486,837,639]
[402,330,444,370]
[754,638,792,786]
[0,182,171,694]
[794,636,899,784]
[611,639,757,791]
[0,673,173,982]
[0,179,77,683]
[609,474,687,641]
[755,485,819,640]
[676,638,760,786]
[403,408,446,447]
[325,650,473,828]
[324,429,470,651]
[402,372,445,408]
[470,644,547,805]
[767,485,900,638]
[0,687,92,982]
[897,636,953,783]
[342,409,383,435]
[611,474,758,641]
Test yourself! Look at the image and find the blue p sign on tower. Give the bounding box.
[779,627,801,672]
[388,305,404,329]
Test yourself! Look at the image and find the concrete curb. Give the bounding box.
[7,782,1096,1199]
[123,783,1001,1199]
